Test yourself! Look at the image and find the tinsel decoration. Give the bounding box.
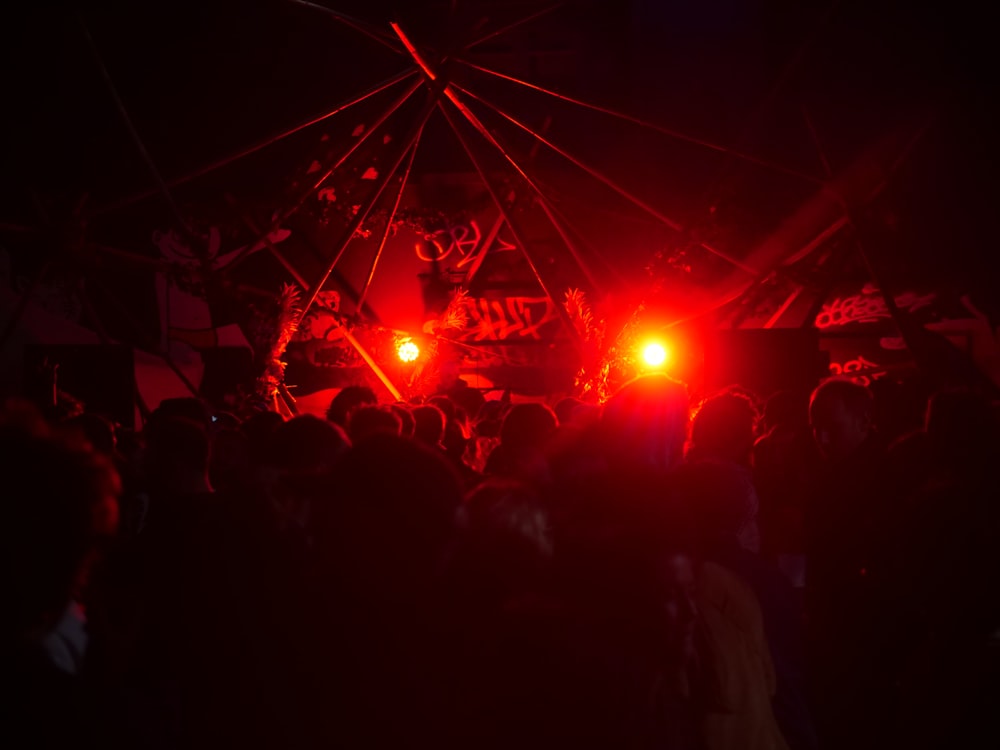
[423,288,470,335]
[572,299,644,404]
[250,282,302,400]
[564,288,602,344]
[563,288,607,401]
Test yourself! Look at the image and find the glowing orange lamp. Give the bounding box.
[397,338,420,363]
[642,342,669,368]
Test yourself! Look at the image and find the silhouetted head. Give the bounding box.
[241,409,285,464]
[428,395,457,423]
[143,416,212,494]
[150,397,212,432]
[269,414,351,475]
[412,404,447,449]
[327,434,462,601]
[348,404,403,442]
[1,414,119,641]
[601,373,690,473]
[391,403,416,439]
[686,388,759,466]
[499,402,558,454]
[553,396,585,426]
[809,378,874,463]
[325,385,378,428]
[447,478,553,603]
[761,389,809,434]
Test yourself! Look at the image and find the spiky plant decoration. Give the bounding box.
[437,288,471,334]
[564,288,609,401]
[572,297,644,404]
[250,282,301,401]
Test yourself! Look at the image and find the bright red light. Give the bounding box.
[397,339,420,363]
[643,342,669,367]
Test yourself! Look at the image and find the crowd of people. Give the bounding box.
[3,371,999,748]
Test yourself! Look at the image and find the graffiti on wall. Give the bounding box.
[459,296,561,342]
[414,219,517,272]
[828,355,889,387]
[815,286,937,329]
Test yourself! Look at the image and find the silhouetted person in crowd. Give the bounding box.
[412,403,448,451]
[446,419,483,490]
[347,403,402,442]
[686,387,758,467]
[484,402,558,482]
[148,396,212,432]
[434,359,485,422]
[311,433,463,747]
[466,399,505,473]
[207,426,249,495]
[553,395,585,426]
[686,388,762,553]
[1,403,119,746]
[752,390,818,587]
[804,377,891,749]
[325,384,377,429]
[672,460,817,750]
[884,387,1000,748]
[428,394,458,422]
[92,407,331,748]
[264,414,351,547]
[601,372,689,474]
[391,402,416,438]
[438,478,571,748]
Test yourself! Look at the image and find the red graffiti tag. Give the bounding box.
[815,290,937,329]
[829,356,887,387]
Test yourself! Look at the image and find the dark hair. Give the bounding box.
[150,397,212,431]
[686,388,759,465]
[412,404,447,447]
[348,404,403,442]
[270,414,351,475]
[325,385,378,428]
[144,416,212,478]
[391,403,416,438]
[1,418,119,638]
[499,402,558,453]
[810,377,873,421]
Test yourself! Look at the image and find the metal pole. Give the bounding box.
[87,69,417,219]
[438,103,582,348]
[225,77,424,274]
[457,60,823,185]
[357,138,421,314]
[391,21,605,293]
[450,82,759,276]
[299,92,439,319]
